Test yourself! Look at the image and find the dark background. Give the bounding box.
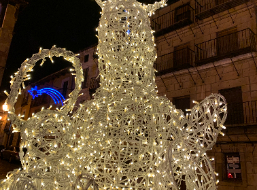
[1,0,177,92]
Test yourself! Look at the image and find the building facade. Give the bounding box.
[0,0,25,86]
[152,0,257,189]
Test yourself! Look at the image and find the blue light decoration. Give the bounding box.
[28,86,65,105]
[123,9,130,35]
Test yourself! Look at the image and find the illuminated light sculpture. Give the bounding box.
[0,46,84,190]
[28,86,66,105]
[0,0,227,190]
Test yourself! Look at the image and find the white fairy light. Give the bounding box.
[0,0,227,190]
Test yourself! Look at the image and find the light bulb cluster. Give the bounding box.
[0,0,227,190]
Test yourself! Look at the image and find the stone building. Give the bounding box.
[0,0,25,86]
[152,0,257,189]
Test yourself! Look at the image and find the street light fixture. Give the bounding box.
[2,103,9,112]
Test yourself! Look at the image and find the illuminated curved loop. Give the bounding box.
[6,46,83,131]
[28,86,66,105]
[186,94,227,152]
[161,94,227,190]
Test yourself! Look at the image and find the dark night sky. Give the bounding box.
[1,0,175,92]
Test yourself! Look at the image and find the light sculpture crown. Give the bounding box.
[0,0,227,190]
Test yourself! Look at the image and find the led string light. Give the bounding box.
[0,0,227,189]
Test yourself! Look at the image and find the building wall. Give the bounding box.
[78,45,99,102]
[0,2,19,86]
[0,101,9,146]
[153,0,257,189]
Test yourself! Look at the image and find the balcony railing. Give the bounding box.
[195,28,256,66]
[226,101,257,125]
[195,0,250,20]
[151,4,194,37]
[154,47,195,75]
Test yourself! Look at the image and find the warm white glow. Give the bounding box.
[2,103,8,112]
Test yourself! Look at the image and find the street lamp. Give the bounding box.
[2,103,8,112]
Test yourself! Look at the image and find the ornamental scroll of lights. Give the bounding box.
[0,0,227,189]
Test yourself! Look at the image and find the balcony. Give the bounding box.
[195,0,250,20]
[195,28,256,66]
[151,4,194,37]
[225,101,257,126]
[154,47,194,75]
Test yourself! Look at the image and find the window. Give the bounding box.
[173,43,192,70]
[62,81,68,98]
[84,54,89,62]
[219,87,243,125]
[71,76,75,90]
[215,0,231,6]
[173,95,190,113]
[174,3,191,23]
[225,153,241,179]
[82,68,89,88]
[217,27,238,56]
[22,92,29,106]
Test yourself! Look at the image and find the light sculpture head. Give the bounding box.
[95,0,167,87]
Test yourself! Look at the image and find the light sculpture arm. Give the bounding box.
[5,46,84,132]
[185,94,227,152]
[165,94,227,190]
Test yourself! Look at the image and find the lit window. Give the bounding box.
[225,153,241,179]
